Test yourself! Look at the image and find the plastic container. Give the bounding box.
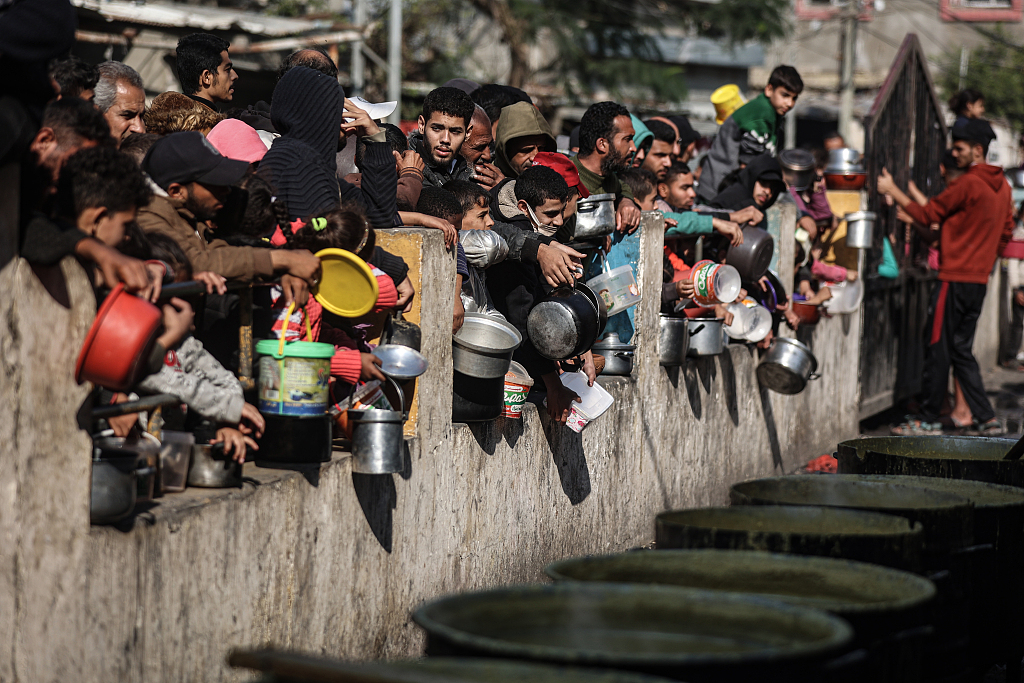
[744,303,773,342]
[724,302,754,340]
[256,338,334,416]
[690,260,741,306]
[157,430,194,493]
[823,280,864,314]
[558,371,614,433]
[502,361,534,419]
[587,264,641,316]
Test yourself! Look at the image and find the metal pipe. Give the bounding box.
[92,394,179,420]
[387,0,402,124]
[351,0,366,95]
[837,1,858,141]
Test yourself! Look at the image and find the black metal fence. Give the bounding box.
[859,34,948,418]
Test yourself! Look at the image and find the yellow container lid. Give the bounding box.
[711,84,746,125]
[313,248,379,317]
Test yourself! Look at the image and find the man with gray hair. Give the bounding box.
[95,61,146,145]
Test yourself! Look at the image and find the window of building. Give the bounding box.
[940,0,1022,21]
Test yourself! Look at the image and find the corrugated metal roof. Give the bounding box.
[73,0,335,37]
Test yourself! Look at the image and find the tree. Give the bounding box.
[365,0,789,103]
[938,29,1024,133]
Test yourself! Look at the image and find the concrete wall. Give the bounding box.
[0,212,863,682]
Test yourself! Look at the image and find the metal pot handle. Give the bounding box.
[808,372,821,380]
[690,323,706,336]
[386,375,407,420]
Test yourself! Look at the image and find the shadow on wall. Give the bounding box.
[758,383,784,471]
[353,470,397,552]
[543,416,591,505]
[718,350,740,427]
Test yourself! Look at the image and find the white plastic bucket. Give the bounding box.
[823,280,864,314]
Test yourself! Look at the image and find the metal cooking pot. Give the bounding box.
[350,377,407,474]
[824,172,866,191]
[90,454,149,525]
[573,193,616,239]
[845,211,876,249]
[687,318,724,356]
[527,282,601,361]
[381,309,422,351]
[757,337,819,394]
[725,227,774,281]
[592,332,635,376]
[575,280,607,341]
[778,149,815,191]
[188,442,242,488]
[453,313,522,378]
[828,148,861,169]
[658,315,690,366]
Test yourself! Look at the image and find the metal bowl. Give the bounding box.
[453,313,522,378]
[779,149,815,191]
[827,148,861,168]
[373,344,429,380]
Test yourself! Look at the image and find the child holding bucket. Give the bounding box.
[270,203,398,397]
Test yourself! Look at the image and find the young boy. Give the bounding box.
[56,147,262,461]
[444,179,508,317]
[416,186,470,332]
[486,165,582,423]
[698,65,803,204]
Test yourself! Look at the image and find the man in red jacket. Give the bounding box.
[877,120,1010,435]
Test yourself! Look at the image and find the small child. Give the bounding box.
[444,179,508,318]
[56,148,262,461]
[416,186,470,332]
[271,203,398,393]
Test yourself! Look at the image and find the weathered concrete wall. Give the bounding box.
[0,215,861,682]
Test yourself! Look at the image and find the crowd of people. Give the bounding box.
[9,14,1013,456]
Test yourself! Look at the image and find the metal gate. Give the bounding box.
[859,34,948,418]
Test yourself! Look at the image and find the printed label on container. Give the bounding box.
[566,405,590,433]
[502,381,529,418]
[691,260,720,306]
[258,356,330,415]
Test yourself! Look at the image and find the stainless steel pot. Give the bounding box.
[350,377,407,474]
[686,318,724,356]
[725,226,774,281]
[528,282,601,361]
[845,211,876,249]
[658,315,690,366]
[573,193,616,239]
[778,149,815,191]
[828,148,861,169]
[453,313,522,378]
[757,337,820,394]
[592,332,635,376]
[188,442,242,488]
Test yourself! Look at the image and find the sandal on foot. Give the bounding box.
[891,417,942,436]
[974,418,1004,435]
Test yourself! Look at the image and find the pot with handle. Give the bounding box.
[527,278,601,361]
[658,315,690,366]
[757,337,820,394]
[725,227,775,282]
[350,376,408,474]
[452,313,522,379]
[686,318,724,356]
[572,193,616,239]
[592,332,635,376]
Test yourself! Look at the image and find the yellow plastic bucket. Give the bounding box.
[711,84,746,125]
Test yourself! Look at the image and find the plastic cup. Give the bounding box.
[502,361,535,419]
[691,260,741,306]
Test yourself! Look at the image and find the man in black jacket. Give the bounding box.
[259,66,396,228]
[408,86,477,188]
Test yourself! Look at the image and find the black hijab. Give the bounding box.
[708,153,787,226]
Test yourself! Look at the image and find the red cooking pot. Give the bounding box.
[824,173,866,191]
[76,284,163,391]
[791,300,822,325]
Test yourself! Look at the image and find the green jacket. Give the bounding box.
[493,102,556,178]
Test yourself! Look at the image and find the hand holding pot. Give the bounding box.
[615,199,641,234]
[239,402,265,439]
[213,426,257,464]
[729,206,763,227]
[543,373,581,423]
[538,242,585,287]
[157,297,194,350]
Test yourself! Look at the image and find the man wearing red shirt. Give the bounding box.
[877,119,1011,435]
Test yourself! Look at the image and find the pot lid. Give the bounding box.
[779,149,815,172]
[844,211,877,222]
[592,332,635,351]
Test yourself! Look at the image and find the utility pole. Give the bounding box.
[350,0,366,95]
[837,0,859,141]
[958,47,969,91]
[387,0,402,124]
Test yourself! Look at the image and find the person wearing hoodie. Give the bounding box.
[259,66,397,229]
[408,86,477,188]
[493,101,557,179]
[628,115,653,170]
[697,66,802,204]
[707,153,787,230]
[877,119,1010,436]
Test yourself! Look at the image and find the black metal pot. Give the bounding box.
[452,370,504,422]
[725,227,775,282]
[256,413,333,464]
[592,332,635,376]
[527,282,601,361]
